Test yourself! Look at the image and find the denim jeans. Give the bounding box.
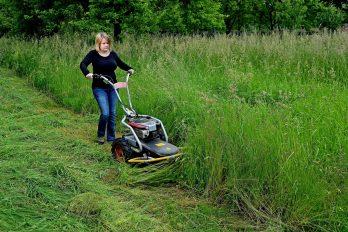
[92,87,117,141]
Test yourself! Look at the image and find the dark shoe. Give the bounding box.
[97,137,105,145]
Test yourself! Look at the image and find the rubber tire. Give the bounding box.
[111,138,133,162]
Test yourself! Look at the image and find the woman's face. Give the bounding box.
[100,38,109,52]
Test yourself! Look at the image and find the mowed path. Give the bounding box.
[0,69,252,231]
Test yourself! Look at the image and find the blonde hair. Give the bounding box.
[95,32,112,52]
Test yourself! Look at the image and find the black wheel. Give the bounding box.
[111,138,134,162]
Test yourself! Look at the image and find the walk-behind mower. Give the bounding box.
[93,73,183,164]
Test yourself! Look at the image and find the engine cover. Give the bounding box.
[127,116,162,140]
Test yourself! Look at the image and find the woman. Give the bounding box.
[80,32,134,144]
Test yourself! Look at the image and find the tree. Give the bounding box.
[153,0,186,34]
[2,0,85,36]
[0,0,345,36]
[275,0,308,30]
[0,0,18,36]
[184,0,225,34]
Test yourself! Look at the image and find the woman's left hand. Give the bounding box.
[127,69,135,75]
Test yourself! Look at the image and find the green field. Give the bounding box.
[0,69,252,231]
[0,31,347,231]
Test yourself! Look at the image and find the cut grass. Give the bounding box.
[0,69,251,231]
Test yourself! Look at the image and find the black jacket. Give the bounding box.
[80,49,131,88]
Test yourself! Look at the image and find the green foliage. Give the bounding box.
[64,0,162,34]
[277,0,345,30]
[184,0,226,33]
[310,1,345,30]
[10,0,84,36]
[155,0,186,34]
[0,0,17,36]
[0,0,345,36]
[123,0,158,34]
[276,0,309,29]
[221,0,345,32]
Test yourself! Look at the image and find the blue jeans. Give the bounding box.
[92,87,117,141]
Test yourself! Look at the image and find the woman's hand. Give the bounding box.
[127,69,134,75]
[86,73,94,80]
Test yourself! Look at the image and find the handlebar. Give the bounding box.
[93,72,131,80]
[92,73,112,81]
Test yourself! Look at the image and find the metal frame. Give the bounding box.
[96,73,169,152]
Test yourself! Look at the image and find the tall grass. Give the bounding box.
[0,31,347,230]
[0,70,246,231]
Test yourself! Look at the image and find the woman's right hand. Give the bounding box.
[86,73,93,80]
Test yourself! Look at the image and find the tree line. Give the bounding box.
[0,0,346,37]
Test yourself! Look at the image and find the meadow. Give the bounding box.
[0,31,347,230]
[0,69,248,231]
